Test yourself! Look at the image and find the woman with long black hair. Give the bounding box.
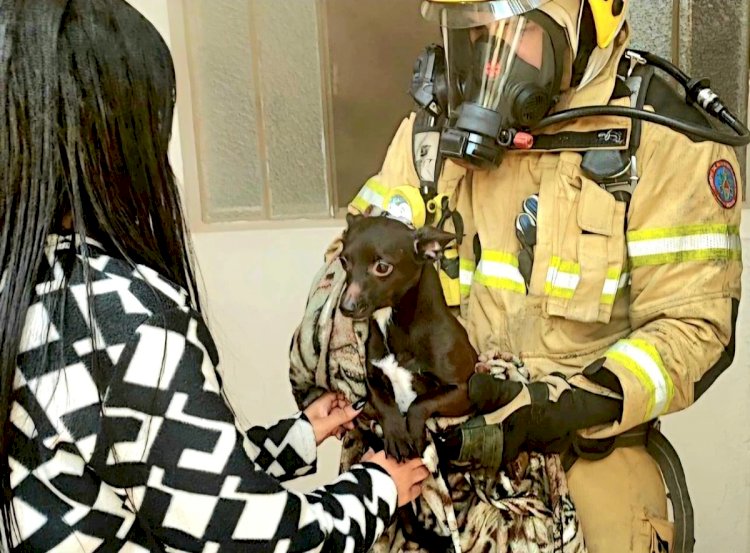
[0,1,428,550]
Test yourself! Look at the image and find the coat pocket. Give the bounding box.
[546,178,627,323]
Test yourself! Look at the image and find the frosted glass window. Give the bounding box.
[183,0,329,221]
[184,0,264,221]
[181,0,437,221]
[255,0,330,218]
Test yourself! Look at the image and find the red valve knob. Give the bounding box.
[513,132,535,150]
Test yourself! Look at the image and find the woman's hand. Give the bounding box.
[304,392,364,445]
[362,449,430,507]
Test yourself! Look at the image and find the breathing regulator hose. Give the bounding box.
[531,49,750,147]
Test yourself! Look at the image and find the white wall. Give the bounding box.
[133,2,750,550]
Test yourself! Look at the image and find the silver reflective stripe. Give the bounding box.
[473,251,526,294]
[601,270,630,305]
[544,257,580,299]
[459,259,475,291]
[629,233,741,258]
[627,224,742,268]
[351,178,387,212]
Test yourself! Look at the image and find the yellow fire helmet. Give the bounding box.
[423,0,628,49]
[588,0,628,48]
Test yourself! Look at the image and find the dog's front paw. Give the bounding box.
[381,420,416,461]
[406,413,428,456]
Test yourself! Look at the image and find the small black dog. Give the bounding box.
[339,213,477,460]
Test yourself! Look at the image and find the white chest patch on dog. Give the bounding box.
[372,354,416,414]
[372,307,393,340]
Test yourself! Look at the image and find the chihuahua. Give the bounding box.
[339,213,477,459]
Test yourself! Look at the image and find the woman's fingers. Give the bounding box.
[408,484,423,503]
[304,391,337,419]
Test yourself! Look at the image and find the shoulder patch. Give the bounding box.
[708,160,738,209]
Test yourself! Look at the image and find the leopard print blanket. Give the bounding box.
[289,257,587,553]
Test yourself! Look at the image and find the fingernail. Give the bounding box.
[353,398,367,410]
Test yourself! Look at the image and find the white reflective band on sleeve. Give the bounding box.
[628,233,740,257]
[606,339,675,420]
[355,187,384,209]
[627,224,741,267]
[480,260,525,283]
[351,178,389,213]
[460,269,474,287]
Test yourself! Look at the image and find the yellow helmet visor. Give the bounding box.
[421,0,553,29]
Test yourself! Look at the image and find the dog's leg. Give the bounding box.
[366,321,416,460]
[405,383,472,454]
[367,362,416,460]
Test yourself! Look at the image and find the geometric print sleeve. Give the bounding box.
[243,413,319,482]
[9,294,397,551]
[91,308,398,551]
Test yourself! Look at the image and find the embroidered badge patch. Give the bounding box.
[708,160,738,209]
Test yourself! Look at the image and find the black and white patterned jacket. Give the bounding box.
[8,235,397,552]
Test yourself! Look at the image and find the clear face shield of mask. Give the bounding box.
[421,1,567,169]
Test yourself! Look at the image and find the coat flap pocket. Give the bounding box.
[578,180,616,236]
[563,234,610,322]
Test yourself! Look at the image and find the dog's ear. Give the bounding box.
[346,212,363,228]
[414,226,456,261]
[345,212,359,226]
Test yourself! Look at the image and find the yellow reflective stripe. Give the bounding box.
[628,223,740,241]
[474,272,527,294]
[627,224,741,268]
[606,339,674,420]
[351,178,388,212]
[482,250,519,267]
[459,259,475,295]
[630,249,741,268]
[545,256,580,299]
[549,256,580,274]
[601,267,630,305]
[351,196,371,213]
[474,250,525,294]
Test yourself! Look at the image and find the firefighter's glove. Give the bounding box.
[437,371,624,469]
[505,380,624,455]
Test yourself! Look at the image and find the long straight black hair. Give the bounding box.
[0,0,201,542]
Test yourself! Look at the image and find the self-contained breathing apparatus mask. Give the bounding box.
[419,5,568,170]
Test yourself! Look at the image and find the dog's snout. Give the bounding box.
[340,283,366,317]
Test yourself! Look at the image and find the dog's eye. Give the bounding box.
[372,260,393,277]
[339,256,349,270]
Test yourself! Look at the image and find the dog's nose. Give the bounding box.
[340,284,365,317]
[339,295,360,317]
